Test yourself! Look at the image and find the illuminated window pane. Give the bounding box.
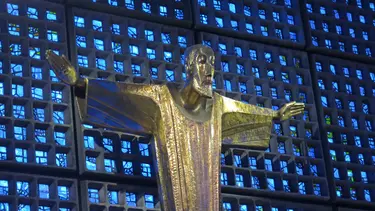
[56,153,67,167]
[13,105,25,119]
[159,6,167,16]
[126,192,136,206]
[34,108,45,122]
[104,159,116,173]
[47,30,58,42]
[7,3,19,16]
[123,161,133,175]
[86,156,96,170]
[92,20,103,31]
[141,163,151,177]
[17,181,30,197]
[74,16,85,27]
[166,70,175,81]
[88,189,99,203]
[46,11,57,21]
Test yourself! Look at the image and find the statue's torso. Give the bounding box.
[152,85,223,211]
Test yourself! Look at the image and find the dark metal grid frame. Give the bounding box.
[310,54,375,208]
[193,0,306,49]
[0,0,76,173]
[0,171,79,211]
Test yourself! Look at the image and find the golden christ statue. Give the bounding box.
[46,45,304,211]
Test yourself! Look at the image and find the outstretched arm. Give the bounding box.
[221,95,304,149]
[46,50,160,134]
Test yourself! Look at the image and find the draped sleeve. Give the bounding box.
[220,95,278,149]
[75,78,161,134]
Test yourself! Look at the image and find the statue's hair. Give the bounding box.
[184,44,214,73]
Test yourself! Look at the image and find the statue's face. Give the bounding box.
[186,48,215,98]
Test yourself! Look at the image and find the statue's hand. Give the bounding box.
[46,50,78,86]
[277,101,305,121]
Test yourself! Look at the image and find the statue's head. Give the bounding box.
[184,44,215,98]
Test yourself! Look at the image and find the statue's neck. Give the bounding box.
[180,83,203,111]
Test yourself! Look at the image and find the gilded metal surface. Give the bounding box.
[46,45,305,211]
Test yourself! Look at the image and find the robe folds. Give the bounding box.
[77,79,277,211]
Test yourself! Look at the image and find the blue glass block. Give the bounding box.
[128,27,137,38]
[7,3,19,16]
[121,140,131,153]
[59,208,70,211]
[126,192,136,206]
[103,138,113,152]
[13,105,25,119]
[10,43,22,56]
[93,20,103,31]
[96,58,106,70]
[198,0,206,7]
[39,206,51,211]
[164,51,172,62]
[27,7,38,19]
[108,191,118,204]
[236,174,244,187]
[111,24,120,35]
[142,2,151,13]
[131,64,141,76]
[200,14,208,24]
[129,45,139,56]
[83,124,93,128]
[28,26,39,39]
[9,63,22,77]
[104,159,116,172]
[161,33,171,44]
[32,87,43,100]
[8,23,20,36]
[239,83,247,94]
[0,180,8,195]
[35,129,46,143]
[139,143,149,156]
[78,55,89,67]
[58,186,69,200]
[125,0,135,9]
[108,0,118,6]
[56,153,67,167]
[86,156,96,170]
[159,6,167,16]
[141,163,151,177]
[54,132,66,146]
[39,184,49,199]
[175,9,184,20]
[145,30,154,41]
[145,194,154,208]
[114,61,124,73]
[84,136,95,149]
[53,111,65,124]
[88,189,99,203]
[94,39,104,51]
[0,61,3,74]
[12,84,24,97]
[51,90,63,103]
[29,47,41,59]
[18,204,31,211]
[146,48,156,59]
[46,10,57,21]
[16,181,29,196]
[36,150,48,165]
[74,16,85,28]
[0,125,6,139]
[221,172,228,185]
[31,67,42,79]
[47,30,58,42]
[166,70,174,81]
[150,67,158,79]
[0,104,4,116]
[0,147,6,160]
[34,108,45,122]
[123,161,133,175]
[112,42,122,54]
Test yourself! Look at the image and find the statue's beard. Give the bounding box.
[192,79,212,98]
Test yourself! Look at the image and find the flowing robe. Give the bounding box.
[76,79,277,211]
